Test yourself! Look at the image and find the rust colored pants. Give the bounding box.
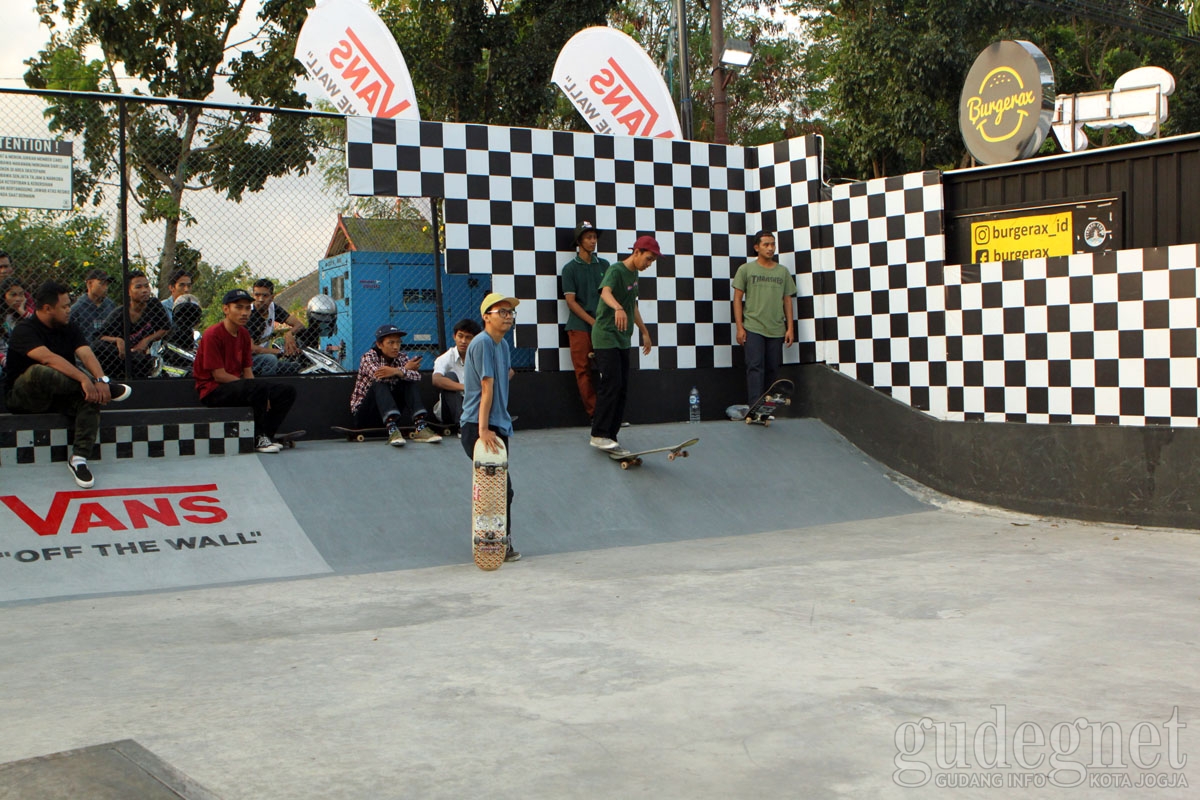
[568,329,597,418]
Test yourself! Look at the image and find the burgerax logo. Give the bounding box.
[959,41,1055,165]
[1,484,227,536]
[967,67,1036,144]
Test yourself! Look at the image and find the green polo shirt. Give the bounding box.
[562,253,610,333]
[591,262,640,350]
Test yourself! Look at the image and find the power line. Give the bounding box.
[1025,0,1200,45]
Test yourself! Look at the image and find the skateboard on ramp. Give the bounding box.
[607,437,699,469]
[273,430,305,449]
[743,379,794,426]
[472,438,509,570]
[331,422,456,442]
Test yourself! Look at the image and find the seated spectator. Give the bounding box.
[248,278,304,376]
[5,280,131,487]
[92,270,171,379]
[0,276,32,376]
[194,288,297,454]
[349,324,442,447]
[160,269,194,322]
[70,269,117,340]
[431,317,481,426]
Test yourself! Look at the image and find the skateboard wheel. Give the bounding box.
[681,451,689,458]
[668,453,676,461]
[635,458,643,467]
[620,461,631,470]
[355,434,365,442]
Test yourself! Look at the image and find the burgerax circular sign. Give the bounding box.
[960,40,1055,165]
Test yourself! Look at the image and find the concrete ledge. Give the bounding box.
[0,407,254,466]
[800,363,1200,529]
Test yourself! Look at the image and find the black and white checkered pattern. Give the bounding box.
[0,421,254,466]
[347,116,1200,428]
[348,117,757,371]
[944,245,1200,425]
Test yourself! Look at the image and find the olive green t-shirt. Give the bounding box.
[561,254,610,333]
[591,262,640,350]
[732,260,797,338]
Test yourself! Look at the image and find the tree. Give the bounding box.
[24,0,320,286]
[375,0,620,127]
[793,0,1200,179]
[609,0,817,145]
[0,209,129,294]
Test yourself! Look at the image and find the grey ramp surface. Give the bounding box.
[1,513,1198,799]
[268,419,931,573]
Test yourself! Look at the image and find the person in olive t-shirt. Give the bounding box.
[561,220,610,419]
[589,235,660,452]
[732,231,796,406]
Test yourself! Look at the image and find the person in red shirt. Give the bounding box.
[194,288,297,453]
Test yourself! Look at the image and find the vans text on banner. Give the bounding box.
[552,27,682,140]
[296,0,420,119]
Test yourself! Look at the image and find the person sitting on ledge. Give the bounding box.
[5,280,131,488]
[194,288,297,454]
[349,323,443,447]
[92,270,171,379]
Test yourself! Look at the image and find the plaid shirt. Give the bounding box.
[349,346,421,413]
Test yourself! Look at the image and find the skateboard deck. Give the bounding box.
[331,423,456,442]
[274,430,306,449]
[608,437,699,469]
[745,379,794,426]
[472,438,509,571]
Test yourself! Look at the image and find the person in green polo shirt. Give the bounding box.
[733,230,796,406]
[562,220,610,420]
[589,235,660,451]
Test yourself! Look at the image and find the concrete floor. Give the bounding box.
[1,421,1198,798]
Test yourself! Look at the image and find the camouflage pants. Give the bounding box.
[7,365,101,459]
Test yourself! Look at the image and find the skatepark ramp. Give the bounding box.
[0,419,930,604]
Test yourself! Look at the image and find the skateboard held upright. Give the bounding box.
[471,438,509,570]
[745,379,794,426]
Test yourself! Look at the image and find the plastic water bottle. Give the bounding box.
[688,387,701,423]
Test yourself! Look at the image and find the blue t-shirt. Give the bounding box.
[460,332,513,436]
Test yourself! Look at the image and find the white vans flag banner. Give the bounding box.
[552,27,682,140]
[296,0,420,119]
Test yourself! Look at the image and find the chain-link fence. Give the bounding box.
[0,87,489,387]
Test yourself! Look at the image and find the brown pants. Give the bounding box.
[568,329,597,418]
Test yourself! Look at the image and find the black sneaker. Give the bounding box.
[68,460,94,488]
[109,383,132,402]
[504,547,522,562]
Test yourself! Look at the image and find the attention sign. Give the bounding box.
[0,137,73,210]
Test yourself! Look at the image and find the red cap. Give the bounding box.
[631,235,662,256]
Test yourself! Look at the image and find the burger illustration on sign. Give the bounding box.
[960,41,1056,165]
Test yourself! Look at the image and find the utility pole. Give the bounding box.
[711,0,729,144]
[674,0,694,139]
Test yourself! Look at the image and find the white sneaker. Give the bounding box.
[589,436,620,451]
[256,435,283,453]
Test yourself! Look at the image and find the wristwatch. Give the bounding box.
[95,376,110,384]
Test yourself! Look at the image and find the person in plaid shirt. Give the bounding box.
[349,324,442,446]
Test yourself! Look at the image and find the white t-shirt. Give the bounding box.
[433,346,466,385]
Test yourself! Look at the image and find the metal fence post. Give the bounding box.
[118,96,132,381]
[431,198,447,353]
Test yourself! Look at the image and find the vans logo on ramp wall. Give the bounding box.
[0,484,228,536]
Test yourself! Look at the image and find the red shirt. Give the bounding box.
[194,322,251,399]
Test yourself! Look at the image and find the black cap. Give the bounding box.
[374,323,407,341]
[574,220,601,245]
[85,269,112,283]
[222,288,253,304]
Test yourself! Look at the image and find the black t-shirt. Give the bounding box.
[97,297,171,347]
[5,316,88,397]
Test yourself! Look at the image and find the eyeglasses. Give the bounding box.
[488,309,516,318]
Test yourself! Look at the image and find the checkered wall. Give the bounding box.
[347,117,1200,429]
[347,117,755,372]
